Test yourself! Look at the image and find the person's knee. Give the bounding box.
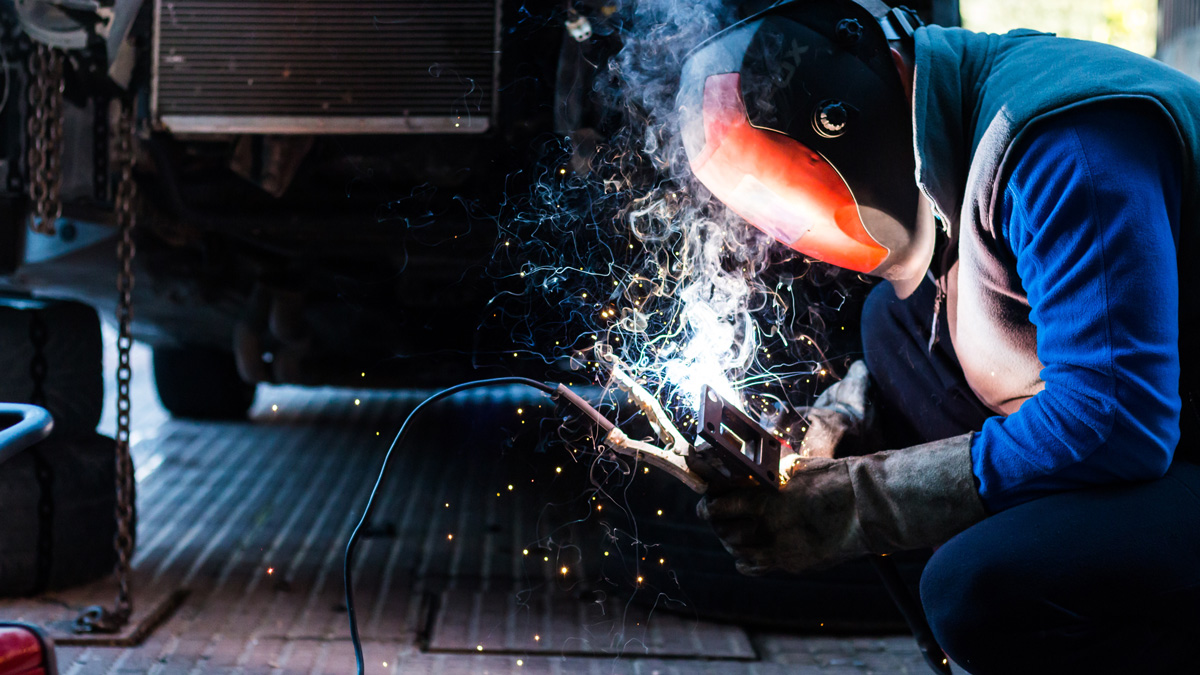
[920,536,1020,673]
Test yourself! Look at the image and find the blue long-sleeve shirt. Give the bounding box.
[970,104,1184,513]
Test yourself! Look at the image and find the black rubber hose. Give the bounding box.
[345,377,582,674]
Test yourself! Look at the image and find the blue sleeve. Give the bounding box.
[971,104,1184,512]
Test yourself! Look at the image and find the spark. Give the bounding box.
[480,0,859,535]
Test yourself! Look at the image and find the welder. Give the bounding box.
[677,1,1200,672]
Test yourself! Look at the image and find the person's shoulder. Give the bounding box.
[1013,101,1180,191]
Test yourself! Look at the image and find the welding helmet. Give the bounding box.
[678,0,932,297]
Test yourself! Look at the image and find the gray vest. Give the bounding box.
[912,26,1200,442]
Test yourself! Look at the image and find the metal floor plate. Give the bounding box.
[428,588,755,659]
[0,339,932,673]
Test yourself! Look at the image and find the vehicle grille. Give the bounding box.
[1161,0,1200,46]
[152,0,500,134]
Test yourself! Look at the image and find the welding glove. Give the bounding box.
[697,433,986,575]
[785,360,883,467]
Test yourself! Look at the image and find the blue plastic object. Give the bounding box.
[0,404,54,467]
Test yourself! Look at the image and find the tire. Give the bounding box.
[153,347,256,419]
[0,301,103,439]
[0,434,132,597]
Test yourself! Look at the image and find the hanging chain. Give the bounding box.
[26,42,62,598]
[112,95,138,625]
[25,44,64,235]
[74,98,138,635]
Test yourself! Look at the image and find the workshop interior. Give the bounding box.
[1,0,1197,673]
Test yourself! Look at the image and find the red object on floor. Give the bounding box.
[0,625,53,675]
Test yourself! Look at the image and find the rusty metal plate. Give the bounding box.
[2,583,187,647]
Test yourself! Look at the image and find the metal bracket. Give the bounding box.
[692,385,782,494]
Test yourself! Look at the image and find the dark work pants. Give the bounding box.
[861,279,1200,675]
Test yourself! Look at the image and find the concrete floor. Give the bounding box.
[0,330,938,674]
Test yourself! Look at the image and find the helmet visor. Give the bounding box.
[685,73,888,274]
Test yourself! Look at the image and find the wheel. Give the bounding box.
[152,347,256,419]
[0,300,103,439]
[0,434,132,597]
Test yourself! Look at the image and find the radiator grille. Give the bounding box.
[152,0,500,134]
[1159,0,1199,81]
[1161,0,1200,47]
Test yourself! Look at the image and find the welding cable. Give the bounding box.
[344,377,611,674]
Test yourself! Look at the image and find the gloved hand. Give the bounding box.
[698,434,987,575]
[787,361,883,469]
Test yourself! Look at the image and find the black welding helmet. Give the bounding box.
[678,0,932,297]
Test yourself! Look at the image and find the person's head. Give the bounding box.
[677,0,930,297]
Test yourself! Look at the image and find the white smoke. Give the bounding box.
[604,0,780,413]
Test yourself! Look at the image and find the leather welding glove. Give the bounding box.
[786,360,883,467]
[698,433,987,575]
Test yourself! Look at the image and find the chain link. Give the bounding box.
[74,97,138,635]
[112,96,138,624]
[25,44,64,235]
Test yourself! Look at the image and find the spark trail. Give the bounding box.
[486,0,871,442]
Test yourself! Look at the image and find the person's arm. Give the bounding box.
[972,103,1184,513]
[698,104,1185,576]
